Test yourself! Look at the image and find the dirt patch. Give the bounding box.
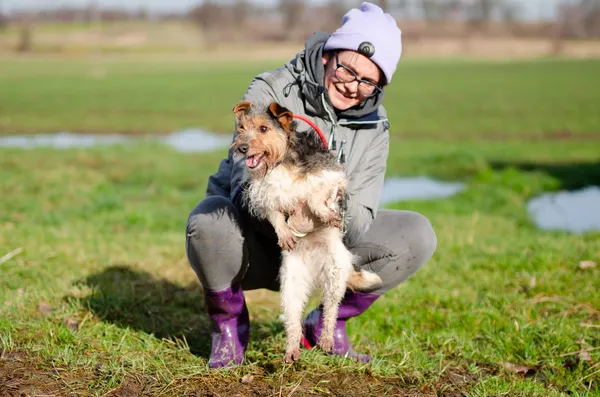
[103,364,497,397]
[0,349,490,397]
[0,351,95,396]
[106,370,433,397]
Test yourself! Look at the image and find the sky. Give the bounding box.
[1,0,573,21]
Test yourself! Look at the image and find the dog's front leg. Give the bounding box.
[280,251,312,363]
[267,210,297,251]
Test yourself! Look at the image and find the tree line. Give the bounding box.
[2,0,599,53]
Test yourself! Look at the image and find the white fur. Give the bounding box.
[279,227,355,359]
[244,164,382,362]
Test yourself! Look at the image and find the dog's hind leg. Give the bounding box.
[318,237,353,354]
[279,251,312,363]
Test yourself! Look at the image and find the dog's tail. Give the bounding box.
[346,269,383,291]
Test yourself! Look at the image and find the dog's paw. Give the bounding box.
[277,231,297,251]
[316,209,342,229]
[283,348,301,364]
[314,208,338,226]
[327,184,346,208]
[326,213,343,229]
[318,337,334,353]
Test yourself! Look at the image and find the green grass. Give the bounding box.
[1,56,600,396]
[1,57,599,137]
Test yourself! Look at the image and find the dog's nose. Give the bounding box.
[237,143,249,154]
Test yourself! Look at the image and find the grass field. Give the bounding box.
[1,54,600,396]
[1,57,600,138]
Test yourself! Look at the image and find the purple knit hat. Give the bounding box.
[323,2,402,84]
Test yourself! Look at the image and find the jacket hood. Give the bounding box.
[285,31,385,123]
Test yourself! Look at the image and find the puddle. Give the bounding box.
[379,176,465,206]
[160,128,231,153]
[0,129,231,153]
[527,186,600,234]
[0,132,129,149]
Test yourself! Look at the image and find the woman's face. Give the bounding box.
[322,50,383,111]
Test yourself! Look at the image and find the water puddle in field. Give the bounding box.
[0,129,231,153]
[379,176,465,206]
[160,128,231,153]
[10,132,596,235]
[0,132,129,149]
[526,186,600,234]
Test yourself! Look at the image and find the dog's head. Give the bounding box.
[230,101,294,176]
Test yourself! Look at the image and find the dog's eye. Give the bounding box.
[259,126,268,133]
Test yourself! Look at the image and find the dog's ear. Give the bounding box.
[233,101,252,119]
[268,102,293,131]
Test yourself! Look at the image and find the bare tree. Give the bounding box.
[0,0,6,31]
[420,0,439,22]
[550,0,600,55]
[137,6,149,21]
[396,0,411,18]
[465,0,497,27]
[463,0,505,44]
[17,23,33,52]
[0,13,7,31]
[279,0,305,40]
[420,0,461,22]
[499,1,522,36]
[327,0,347,25]
[378,0,389,12]
[444,0,464,21]
[188,1,223,50]
[232,0,251,26]
[580,0,600,37]
[477,0,496,21]
[552,3,572,55]
[14,10,34,53]
[500,1,520,23]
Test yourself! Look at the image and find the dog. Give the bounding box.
[231,100,382,363]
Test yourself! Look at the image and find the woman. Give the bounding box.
[186,2,437,368]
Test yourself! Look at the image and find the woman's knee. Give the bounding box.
[368,210,436,265]
[186,196,242,241]
[405,211,437,264]
[360,210,437,294]
[186,195,246,290]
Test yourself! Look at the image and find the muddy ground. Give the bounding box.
[0,350,497,397]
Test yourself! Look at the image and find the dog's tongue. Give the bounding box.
[245,155,260,168]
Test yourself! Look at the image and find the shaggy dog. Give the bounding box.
[231,100,382,363]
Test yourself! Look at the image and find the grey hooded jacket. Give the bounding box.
[206,32,391,247]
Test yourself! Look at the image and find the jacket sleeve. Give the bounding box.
[342,122,389,248]
[205,147,234,198]
[205,75,278,199]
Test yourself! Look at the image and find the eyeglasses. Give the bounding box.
[333,52,382,98]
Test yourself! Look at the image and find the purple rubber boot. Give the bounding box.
[301,290,380,362]
[204,285,250,369]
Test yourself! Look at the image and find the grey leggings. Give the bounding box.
[186,195,437,295]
